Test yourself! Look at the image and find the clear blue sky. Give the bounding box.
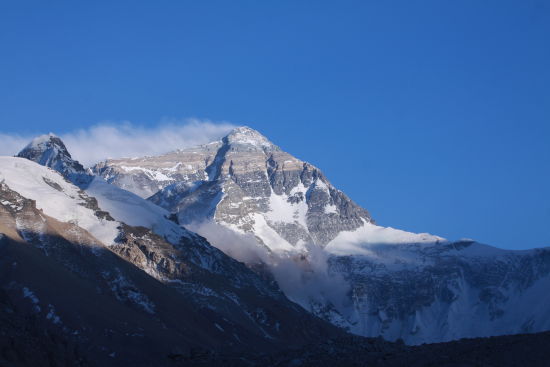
[1,1,549,249]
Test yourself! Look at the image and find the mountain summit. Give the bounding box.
[94,126,373,248]
[17,133,87,181]
[224,126,280,152]
[91,126,550,344]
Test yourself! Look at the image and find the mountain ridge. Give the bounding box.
[10,127,550,346]
[0,139,343,364]
[87,126,550,344]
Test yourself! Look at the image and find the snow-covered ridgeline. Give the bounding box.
[0,157,119,246]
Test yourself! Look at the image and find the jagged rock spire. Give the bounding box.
[17,133,90,184]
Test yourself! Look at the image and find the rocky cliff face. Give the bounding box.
[0,179,226,365]
[0,154,341,364]
[327,239,550,342]
[95,127,373,251]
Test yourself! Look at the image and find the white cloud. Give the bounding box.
[187,220,351,314]
[0,119,236,167]
[0,133,30,158]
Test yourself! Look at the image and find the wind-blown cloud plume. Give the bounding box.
[188,220,351,315]
[0,119,236,167]
[0,134,30,158]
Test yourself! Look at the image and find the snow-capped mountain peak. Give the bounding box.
[224,126,279,152]
[17,133,86,179]
[90,126,550,345]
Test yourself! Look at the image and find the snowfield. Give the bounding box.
[85,176,192,244]
[325,219,445,257]
[0,157,119,246]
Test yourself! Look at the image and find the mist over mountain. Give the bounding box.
[1,127,549,366]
